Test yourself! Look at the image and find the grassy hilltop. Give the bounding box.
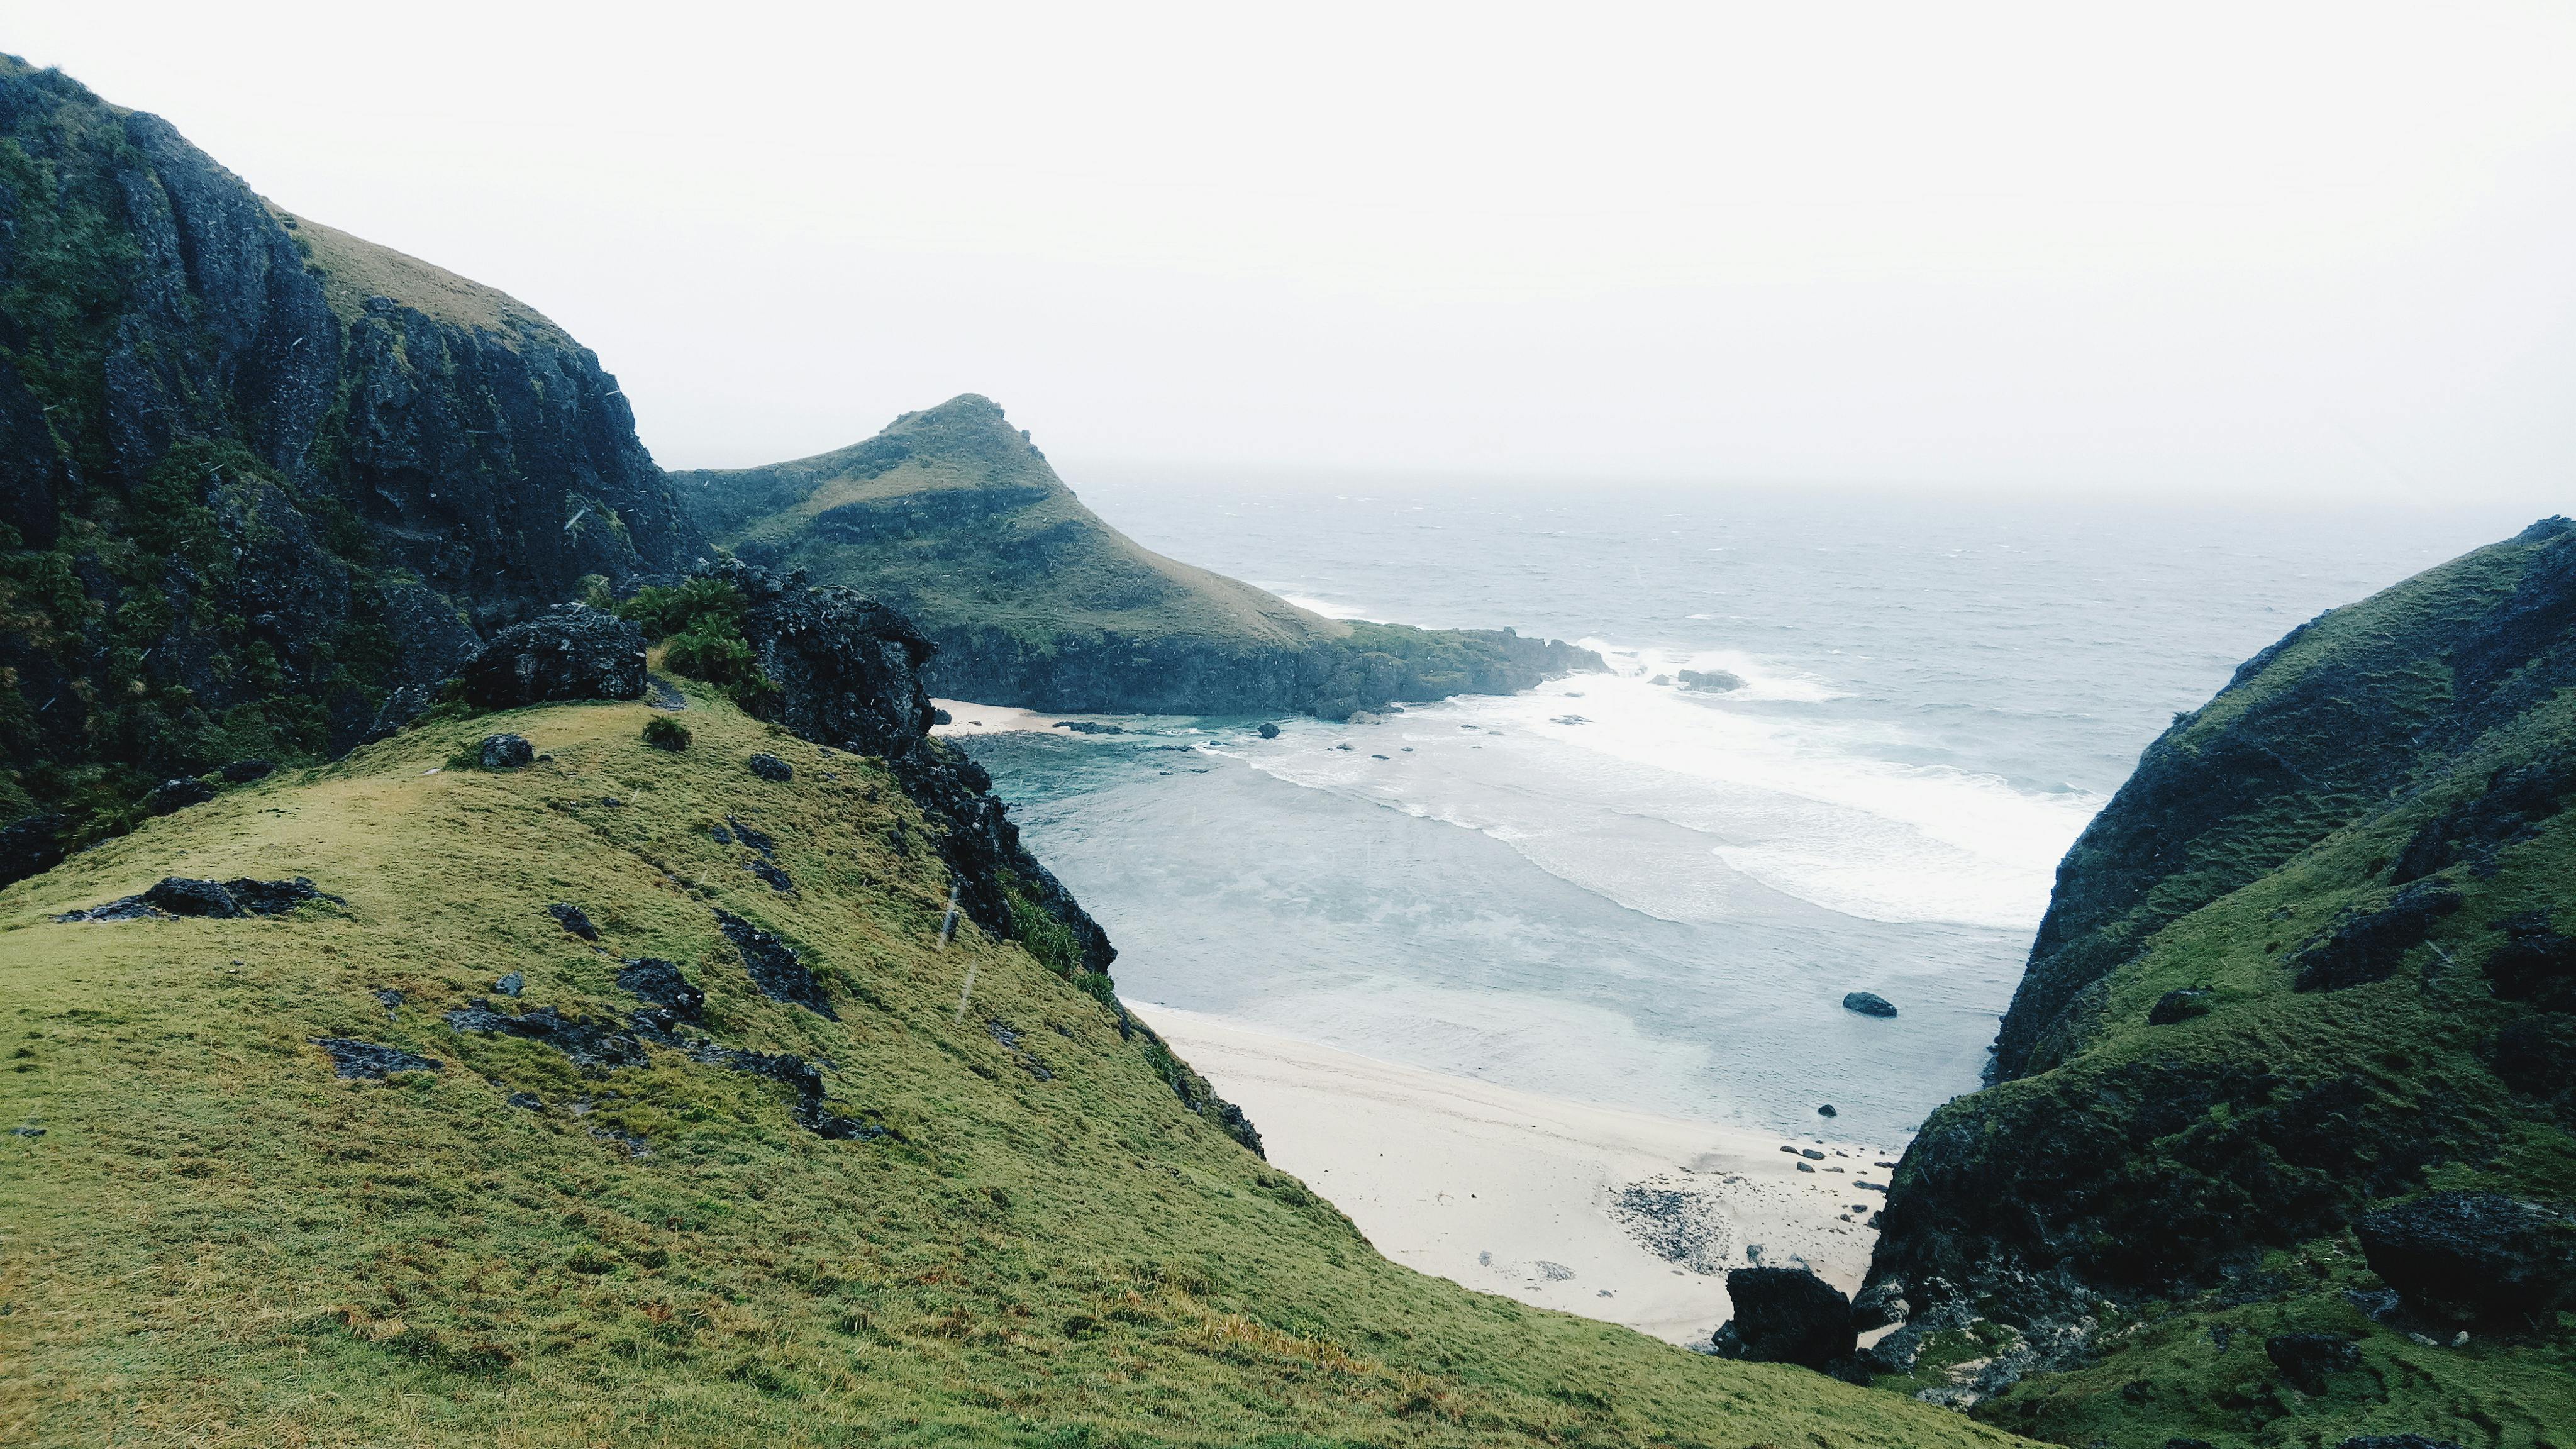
[1863,520,2576,1446]
[672,397,1599,718]
[0,681,2011,1448]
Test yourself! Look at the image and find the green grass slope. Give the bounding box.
[670,397,1599,718]
[679,395,1335,653]
[0,684,2012,1448]
[1862,520,2576,1446]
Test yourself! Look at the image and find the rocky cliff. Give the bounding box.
[1858,519,2576,1446]
[670,394,1599,718]
[0,58,702,872]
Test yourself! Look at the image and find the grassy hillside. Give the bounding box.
[0,682,2011,1447]
[680,395,1334,653]
[1863,519,2576,1446]
[671,396,1598,718]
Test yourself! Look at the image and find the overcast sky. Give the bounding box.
[8,3,2575,500]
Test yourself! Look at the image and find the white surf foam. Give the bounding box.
[1219,641,2101,931]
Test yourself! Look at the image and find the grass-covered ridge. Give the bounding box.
[671,396,1599,718]
[0,682,2011,1446]
[1863,519,2576,1446]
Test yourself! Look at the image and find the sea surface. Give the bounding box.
[958,479,2557,1145]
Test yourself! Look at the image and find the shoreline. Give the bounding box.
[1131,1002,1896,1346]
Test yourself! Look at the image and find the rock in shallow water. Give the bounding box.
[1840,991,1898,1018]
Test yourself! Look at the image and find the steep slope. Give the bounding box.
[0,690,2011,1448]
[1859,519,2576,1445]
[0,58,702,874]
[672,395,1598,717]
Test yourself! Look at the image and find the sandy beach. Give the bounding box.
[1132,1002,1897,1346]
[930,699,1084,736]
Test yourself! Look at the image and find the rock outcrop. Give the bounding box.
[1707,1267,1857,1371]
[456,606,648,709]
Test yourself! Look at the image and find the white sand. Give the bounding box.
[929,699,1072,736]
[1133,1003,1897,1346]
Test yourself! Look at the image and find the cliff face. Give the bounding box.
[0,59,701,865]
[1860,519,2576,1445]
[672,394,1598,718]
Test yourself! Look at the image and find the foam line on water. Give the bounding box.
[1216,641,2101,930]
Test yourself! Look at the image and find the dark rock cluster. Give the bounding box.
[457,606,648,710]
[2354,1191,2576,1324]
[60,875,338,921]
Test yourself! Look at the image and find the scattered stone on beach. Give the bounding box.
[1257,722,1280,739]
[1796,1161,1815,1172]
[932,708,953,725]
[1611,1176,1738,1275]
[1840,991,1899,1018]
[1817,1104,1837,1118]
[1800,1148,1826,1159]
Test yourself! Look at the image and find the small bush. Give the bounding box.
[641,717,691,752]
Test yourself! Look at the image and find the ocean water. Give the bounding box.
[958,480,2555,1144]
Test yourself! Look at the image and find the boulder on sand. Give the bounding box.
[1841,991,1898,1018]
[457,604,647,709]
[1709,1265,1857,1370]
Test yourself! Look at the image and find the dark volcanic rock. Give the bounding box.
[746,752,794,782]
[1678,669,1745,691]
[477,734,535,770]
[0,814,67,889]
[2148,987,2214,1024]
[616,958,704,1030]
[1841,991,1899,1018]
[312,1038,440,1079]
[457,605,648,709]
[1708,1266,1857,1369]
[2481,911,2576,1012]
[710,560,935,759]
[144,877,243,918]
[1257,722,1280,740]
[2264,1331,2362,1392]
[145,777,219,815]
[713,909,836,1018]
[443,1001,648,1070]
[547,902,600,940]
[222,876,336,913]
[2292,881,2462,992]
[2355,1191,2576,1323]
